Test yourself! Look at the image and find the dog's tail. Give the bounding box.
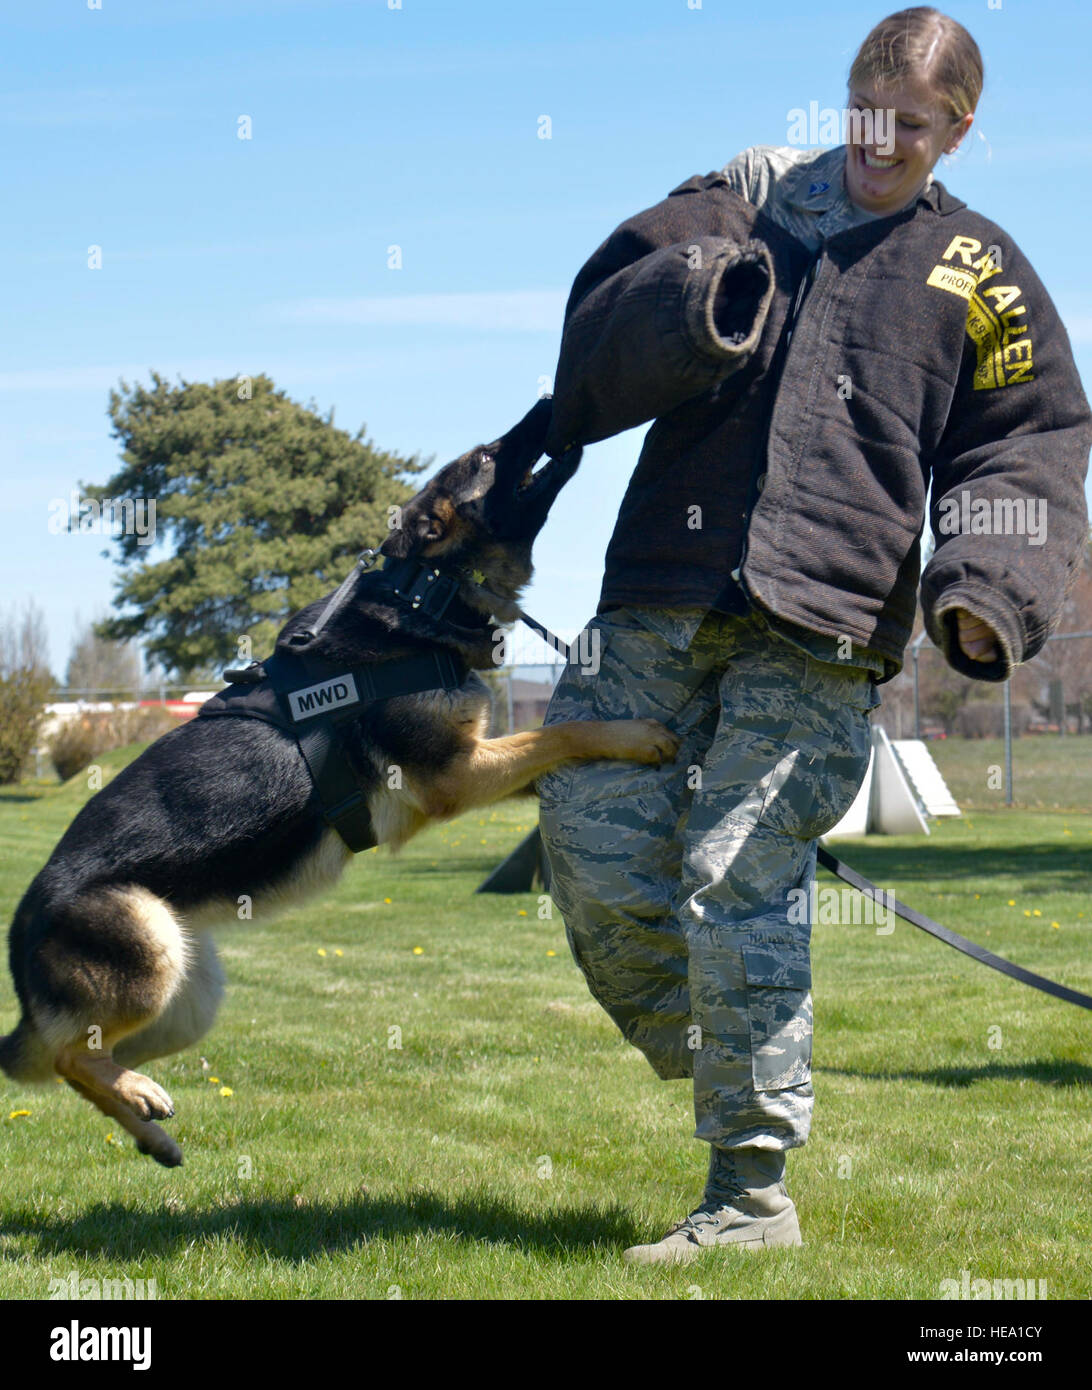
[0,1017,54,1083]
[1,891,56,1083]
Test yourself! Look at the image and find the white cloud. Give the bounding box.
[0,345,499,393]
[0,363,224,393]
[0,87,177,127]
[272,290,567,332]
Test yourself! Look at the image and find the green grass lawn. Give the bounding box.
[0,745,1089,1300]
[927,731,1092,812]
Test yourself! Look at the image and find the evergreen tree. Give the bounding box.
[91,372,424,678]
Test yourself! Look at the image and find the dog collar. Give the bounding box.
[379,556,474,624]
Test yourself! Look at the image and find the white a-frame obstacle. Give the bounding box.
[822,726,961,840]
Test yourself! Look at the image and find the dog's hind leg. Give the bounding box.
[114,932,225,1069]
[65,1078,183,1168]
[36,885,190,1125]
[72,933,226,1166]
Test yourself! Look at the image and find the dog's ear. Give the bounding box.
[379,505,446,561]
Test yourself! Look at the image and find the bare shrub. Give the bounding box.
[48,707,179,781]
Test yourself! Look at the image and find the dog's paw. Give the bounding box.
[118,1072,175,1122]
[596,718,680,765]
[136,1124,183,1167]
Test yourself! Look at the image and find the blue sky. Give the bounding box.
[3,0,1090,679]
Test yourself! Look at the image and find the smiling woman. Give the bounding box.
[844,13,990,671]
[844,7,983,218]
[844,10,995,665]
[536,2,1092,1268]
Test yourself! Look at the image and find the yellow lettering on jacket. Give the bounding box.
[926,234,1034,388]
[941,235,982,265]
[927,265,976,299]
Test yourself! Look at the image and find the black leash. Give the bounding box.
[514,608,569,655]
[816,846,1092,1011]
[525,619,1092,1013]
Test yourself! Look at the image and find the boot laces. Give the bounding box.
[666,1200,740,1242]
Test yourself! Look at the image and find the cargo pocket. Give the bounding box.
[742,939,813,1092]
[757,659,879,842]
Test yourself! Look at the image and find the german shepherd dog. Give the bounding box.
[0,399,678,1167]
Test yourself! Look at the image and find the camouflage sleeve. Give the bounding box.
[720,145,785,209]
[720,147,760,202]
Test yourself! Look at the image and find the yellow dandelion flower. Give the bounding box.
[8,1109,30,1119]
[1051,922,1060,929]
[219,1086,233,1098]
[1007,900,1016,907]
[517,910,527,917]
[546,950,556,957]
[317,948,327,957]
[384,897,392,904]
[334,949,343,957]
[1033,910,1042,917]
[974,893,980,900]
[413,946,424,955]
[1023,911,1031,917]
[209,1076,220,1084]
[480,838,487,844]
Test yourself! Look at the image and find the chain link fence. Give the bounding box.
[30,624,1092,810]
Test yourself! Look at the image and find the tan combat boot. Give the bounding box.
[623,1147,802,1265]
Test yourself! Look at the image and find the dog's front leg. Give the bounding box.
[420,718,679,819]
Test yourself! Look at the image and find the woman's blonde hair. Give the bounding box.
[850,7,984,122]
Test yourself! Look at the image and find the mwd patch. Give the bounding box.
[198,646,467,849]
[287,673,360,722]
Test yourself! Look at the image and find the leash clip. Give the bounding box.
[288,548,379,648]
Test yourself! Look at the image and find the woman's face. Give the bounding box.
[843,77,973,215]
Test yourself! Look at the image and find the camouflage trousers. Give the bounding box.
[537,604,879,1152]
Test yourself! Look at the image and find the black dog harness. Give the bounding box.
[197,554,475,852]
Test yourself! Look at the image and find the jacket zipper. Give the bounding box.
[731,243,825,587]
[784,243,825,349]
